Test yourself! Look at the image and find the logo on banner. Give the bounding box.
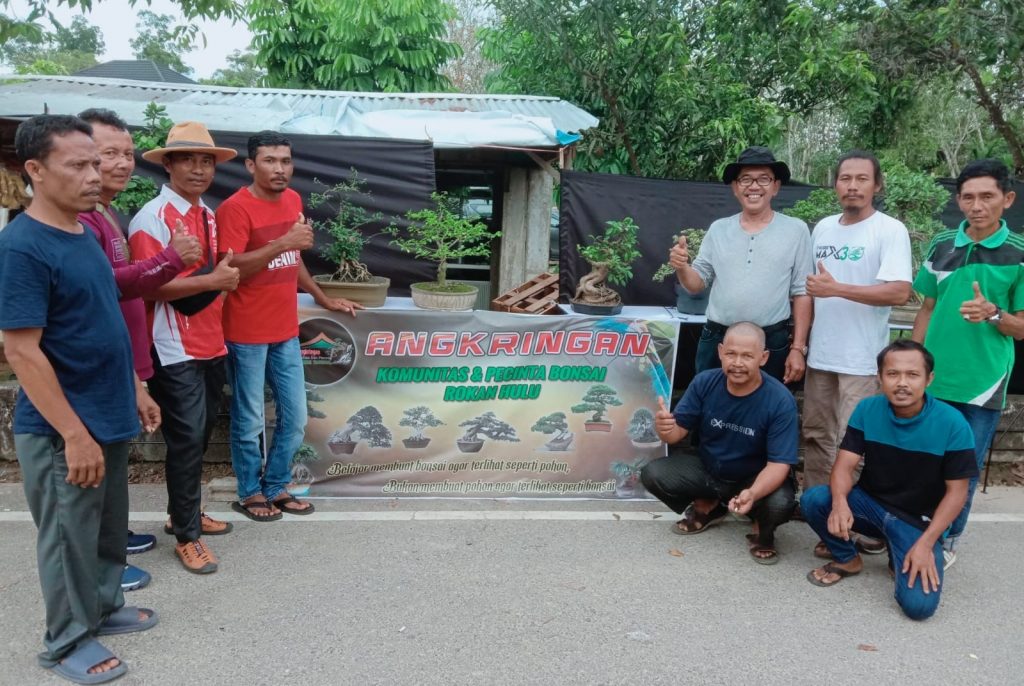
[298,317,356,386]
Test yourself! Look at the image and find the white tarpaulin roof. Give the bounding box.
[0,75,598,149]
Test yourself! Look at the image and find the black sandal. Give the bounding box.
[673,502,727,535]
[231,498,282,522]
[272,494,316,515]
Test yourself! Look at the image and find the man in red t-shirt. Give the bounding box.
[128,121,241,575]
[217,130,360,521]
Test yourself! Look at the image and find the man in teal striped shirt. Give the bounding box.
[911,158,1021,569]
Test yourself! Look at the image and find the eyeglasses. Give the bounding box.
[737,175,775,188]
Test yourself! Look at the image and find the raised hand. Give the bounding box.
[805,260,838,298]
[959,280,997,323]
[668,234,689,270]
[654,396,677,441]
[169,219,202,266]
[210,249,241,291]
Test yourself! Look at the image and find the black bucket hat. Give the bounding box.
[722,146,791,185]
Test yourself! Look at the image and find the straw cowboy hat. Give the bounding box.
[141,121,238,164]
[721,146,792,185]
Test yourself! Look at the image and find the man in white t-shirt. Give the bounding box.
[803,150,913,558]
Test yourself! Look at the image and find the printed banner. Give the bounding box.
[286,303,679,498]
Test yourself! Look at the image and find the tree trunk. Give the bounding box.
[958,56,1024,174]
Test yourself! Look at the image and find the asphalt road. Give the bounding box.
[0,484,1022,686]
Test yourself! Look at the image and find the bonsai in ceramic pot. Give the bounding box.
[399,405,444,449]
[626,408,662,449]
[387,192,500,311]
[327,405,393,455]
[309,172,391,307]
[571,217,642,315]
[456,411,519,453]
[571,384,623,432]
[610,457,648,497]
[531,411,575,451]
[653,228,708,314]
[287,443,320,496]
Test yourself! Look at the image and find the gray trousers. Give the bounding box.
[16,434,129,665]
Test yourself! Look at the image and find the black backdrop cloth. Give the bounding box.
[131,131,438,295]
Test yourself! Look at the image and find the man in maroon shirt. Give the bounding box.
[76,109,205,590]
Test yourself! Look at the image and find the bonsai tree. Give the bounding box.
[290,443,320,484]
[571,384,623,428]
[627,408,659,444]
[457,411,520,447]
[305,383,327,420]
[309,171,387,284]
[531,412,574,450]
[387,191,500,294]
[610,457,648,496]
[652,229,706,282]
[399,405,445,448]
[573,217,642,306]
[328,405,393,454]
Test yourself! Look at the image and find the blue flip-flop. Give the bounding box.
[96,606,159,636]
[50,638,127,684]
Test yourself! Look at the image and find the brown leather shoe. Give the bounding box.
[164,512,234,536]
[175,539,218,574]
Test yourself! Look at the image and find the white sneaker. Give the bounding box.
[943,549,957,570]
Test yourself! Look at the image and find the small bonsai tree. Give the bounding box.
[610,457,648,495]
[290,443,320,484]
[652,228,706,281]
[309,171,387,283]
[305,383,327,420]
[531,411,574,449]
[571,384,623,424]
[400,405,445,440]
[329,405,393,448]
[627,408,659,444]
[573,217,642,306]
[458,411,520,443]
[387,191,501,293]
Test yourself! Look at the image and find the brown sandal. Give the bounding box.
[807,561,861,587]
[813,540,833,559]
[231,497,282,522]
[746,533,780,565]
[673,502,727,535]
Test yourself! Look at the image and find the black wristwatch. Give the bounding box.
[988,306,1003,324]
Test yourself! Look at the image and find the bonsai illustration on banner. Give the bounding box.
[285,299,679,498]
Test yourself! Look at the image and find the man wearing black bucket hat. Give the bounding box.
[670,146,813,384]
[128,121,241,574]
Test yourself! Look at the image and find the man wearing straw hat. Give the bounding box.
[128,121,241,574]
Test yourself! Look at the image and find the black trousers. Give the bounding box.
[640,452,796,545]
[148,352,226,543]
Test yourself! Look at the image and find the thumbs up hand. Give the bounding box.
[169,219,202,266]
[654,396,678,442]
[282,212,314,251]
[959,280,998,323]
[210,248,241,292]
[806,259,839,298]
[668,234,689,269]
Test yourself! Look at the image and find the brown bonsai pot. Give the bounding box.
[328,439,357,455]
[402,437,431,449]
[456,439,485,453]
[584,421,613,432]
[314,275,390,308]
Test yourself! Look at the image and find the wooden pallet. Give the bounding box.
[491,273,562,315]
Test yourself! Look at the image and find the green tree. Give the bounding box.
[249,0,463,92]
[0,0,241,44]
[1,16,105,74]
[130,10,195,75]
[860,0,1024,173]
[201,48,265,87]
[571,384,623,423]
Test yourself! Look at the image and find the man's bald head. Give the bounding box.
[723,322,766,351]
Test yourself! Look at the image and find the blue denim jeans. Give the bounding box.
[226,338,308,502]
[944,401,1000,548]
[801,485,944,621]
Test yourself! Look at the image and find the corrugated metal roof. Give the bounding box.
[0,76,598,141]
[74,60,197,85]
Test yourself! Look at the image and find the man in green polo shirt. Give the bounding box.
[911,158,1021,569]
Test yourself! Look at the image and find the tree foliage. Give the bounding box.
[1,15,104,74]
[201,48,265,87]
[309,171,387,283]
[331,406,393,446]
[531,412,569,436]
[627,408,657,443]
[249,0,463,92]
[130,10,194,75]
[399,406,445,438]
[577,217,641,287]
